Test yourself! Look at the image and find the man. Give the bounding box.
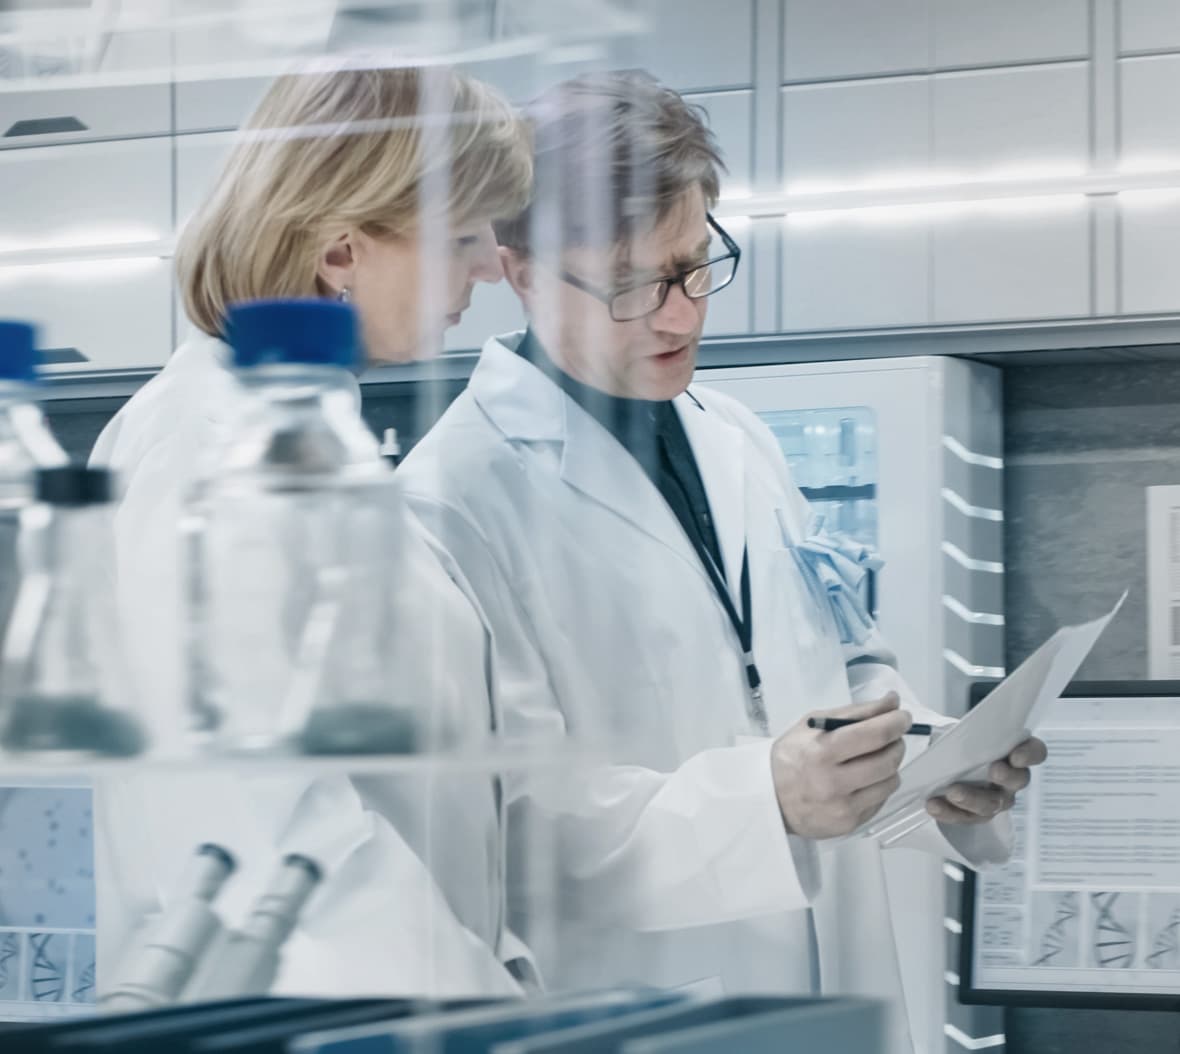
[398,70,1046,1049]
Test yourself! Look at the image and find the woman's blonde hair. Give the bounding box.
[178,61,532,336]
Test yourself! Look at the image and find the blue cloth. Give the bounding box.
[790,526,882,646]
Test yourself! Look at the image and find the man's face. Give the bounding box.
[530,185,712,401]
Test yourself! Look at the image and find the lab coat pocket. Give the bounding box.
[765,540,849,715]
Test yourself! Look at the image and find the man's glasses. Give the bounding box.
[558,214,741,323]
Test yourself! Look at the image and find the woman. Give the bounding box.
[90,60,534,999]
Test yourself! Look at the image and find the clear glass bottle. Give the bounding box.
[0,465,146,757]
[184,298,423,755]
[0,320,68,641]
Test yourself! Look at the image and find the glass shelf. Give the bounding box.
[0,742,601,784]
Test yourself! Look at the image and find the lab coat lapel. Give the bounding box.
[675,390,748,606]
[470,336,704,573]
[558,396,702,567]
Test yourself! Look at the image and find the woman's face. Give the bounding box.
[324,220,504,366]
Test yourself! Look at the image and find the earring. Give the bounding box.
[337,287,352,304]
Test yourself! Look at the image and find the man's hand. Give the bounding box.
[771,693,911,840]
[926,737,1048,825]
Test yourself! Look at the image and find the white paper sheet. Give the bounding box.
[855,592,1127,846]
[1147,485,1180,679]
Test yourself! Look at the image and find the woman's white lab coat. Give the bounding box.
[89,330,524,1000]
[397,333,1013,1052]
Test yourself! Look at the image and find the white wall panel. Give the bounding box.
[933,0,1089,67]
[780,216,930,330]
[0,139,171,253]
[781,77,930,189]
[783,0,930,81]
[628,0,755,91]
[443,279,524,352]
[0,259,173,369]
[933,63,1090,175]
[1119,0,1180,53]
[1120,54,1180,167]
[1120,192,1180,314]
[688,91,754,196]
[932,201,1091,322]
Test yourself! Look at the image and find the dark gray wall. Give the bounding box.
[1003,361,1180,1054]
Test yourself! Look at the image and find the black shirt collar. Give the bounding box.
[512,328,675,450]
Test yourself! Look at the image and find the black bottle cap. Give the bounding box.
[35,465,113,506]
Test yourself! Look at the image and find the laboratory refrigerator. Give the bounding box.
[696,354,1007,1054]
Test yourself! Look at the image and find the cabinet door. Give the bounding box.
[1120,55,1180,169]
[175,131,238,230]
[1120,192,1180,314]
[0,138,171,254]
[781,215,931,331]
[688,91,753,197]
[781,77,931,191]
[0,258,174,370]
[0,83,171,150]
[1120,0,1180,53]
[932,201,1092,323]
[933,64,1090,176]
[933,0,1088,67]
[626,0,755,92]
[174,78,271,134]
[783,0,931,81]
[0,32,171,149]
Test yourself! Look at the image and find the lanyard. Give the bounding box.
[698,544,768,735]
[655,424,768,734]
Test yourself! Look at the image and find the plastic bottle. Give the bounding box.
[100,843,236,1011]
[184,299,426,755]
[0,320,68,640]
[0,465,146,756]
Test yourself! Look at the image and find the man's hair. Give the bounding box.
[178,60,532,336]
[495,69,725,259]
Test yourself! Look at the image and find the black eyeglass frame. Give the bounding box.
[557,213,742,322]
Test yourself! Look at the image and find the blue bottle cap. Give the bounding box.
[0,321,39,383]
[226,299,359,370]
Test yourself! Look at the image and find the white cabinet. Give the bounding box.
[780,215,930,330]
[627,0,755,92]
[1119,192,1180,314]
[783,0,930,81]
[0,259,174,370]
[687,91,753,196]
[931,201,1091,323]
[781,77,930,189]
[0,84,170,149]
[932,0,1089,67]
[1119,54,1180,167]
[1119,0,1180,53]
[0,138,171,252]
[932,63,1090,175]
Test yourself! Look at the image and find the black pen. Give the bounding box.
[807,716,934,736]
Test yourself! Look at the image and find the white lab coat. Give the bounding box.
[398,333,1013,1052]
[89,330,524,1000]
